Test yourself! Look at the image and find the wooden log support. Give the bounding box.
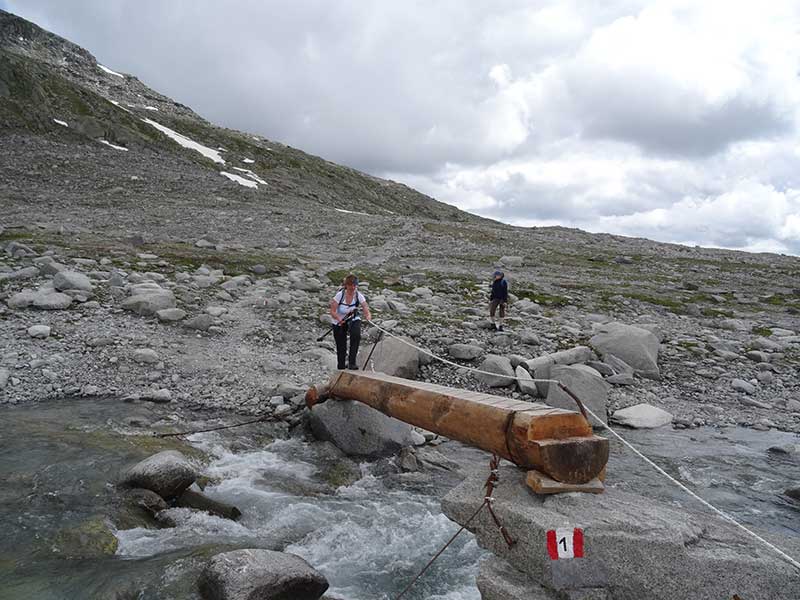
[306,371,609,485]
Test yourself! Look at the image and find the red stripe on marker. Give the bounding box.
[546,529,558,560]
[573,528,584,558]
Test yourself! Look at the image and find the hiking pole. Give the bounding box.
[316,310,356,342]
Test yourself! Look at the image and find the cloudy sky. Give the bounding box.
[5,1,800,255]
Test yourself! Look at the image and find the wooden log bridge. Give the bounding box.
[306,371,609,489]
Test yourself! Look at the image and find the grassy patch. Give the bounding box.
[622,292,685,313]
[752,326,773,337]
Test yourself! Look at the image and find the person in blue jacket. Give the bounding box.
[489,270,508,331]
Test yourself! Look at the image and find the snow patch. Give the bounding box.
[232,167,267,185]
[243,158,255,164]
[220,172,258,188]
[99,140,129,151]
[53,119,68,127]
[335,208,370,216]
[98,64,124,78]
[143,106,159,111]
[109,100,132,113]
[142,118,225,164]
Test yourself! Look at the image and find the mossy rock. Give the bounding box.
[320,459,361,489]
[52,517,119,559]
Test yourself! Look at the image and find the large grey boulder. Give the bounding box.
[442,465,800,600]
[122,288,176,316]
[590,322,660,380]
[475,355,515,387]
[369,335,419,379]
[545,364,608,425]
[54,271,93,292]
[0,266,40,282]
[611,403,673,429]
[199,549,328,600]
[309,400,415,458]
[515,365,538,396]
[549,346,594,366]
[120,451,197,500]
[7,289,73,310]
[449,343,484,360]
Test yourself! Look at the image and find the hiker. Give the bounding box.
[329,274,371,370]
[489,270,508,331]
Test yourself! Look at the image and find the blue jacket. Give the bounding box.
[490,278,508,302]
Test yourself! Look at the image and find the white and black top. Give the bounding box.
[333,289,367,321]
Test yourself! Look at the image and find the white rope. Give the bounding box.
[364,318,800,572]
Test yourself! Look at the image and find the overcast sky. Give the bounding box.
[5,1,800,255]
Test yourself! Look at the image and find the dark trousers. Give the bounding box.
[332,319,361,369]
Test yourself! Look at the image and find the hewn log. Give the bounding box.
[306,371,608,484]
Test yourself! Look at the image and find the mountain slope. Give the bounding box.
[0,9,473,222]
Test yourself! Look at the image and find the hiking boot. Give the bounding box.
[498,325,504,332]
[348,364,359,370]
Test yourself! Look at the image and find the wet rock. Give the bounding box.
[309,400,415,458]
[120,450,197,500]
[52,517,119,559]
[176,489,242,521]
[611,403,673,428]
[199,549,329,600]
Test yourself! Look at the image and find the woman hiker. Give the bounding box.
[489,270,508,331]
[329,274,372,370]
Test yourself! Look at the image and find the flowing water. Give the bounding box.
[1,398,799,600]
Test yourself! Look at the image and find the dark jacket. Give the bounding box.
[490,278,508,302]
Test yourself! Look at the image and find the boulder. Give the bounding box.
[0,266,39,281]
[515,365,538,396]
[120,450,197,500]
[449,343,484,361]
[309,400,415,458]
[522,355,556,397]
[199,549,328,600]
[545,364,608,425]
[474,355,515,387]
[27,325,51,338]
[184,314,216,331]
[33,291,73,310]
[442,466,800,600]
[54,271,93,292]
[590,322,660,379]
[369,335,419,379]
[611,404,673,428]
[731,379,756,394]
[176,489,242,521]
[122,289,176,316]
[156,308,187,322]
[499,256,524,267]
[549,346,594,365]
